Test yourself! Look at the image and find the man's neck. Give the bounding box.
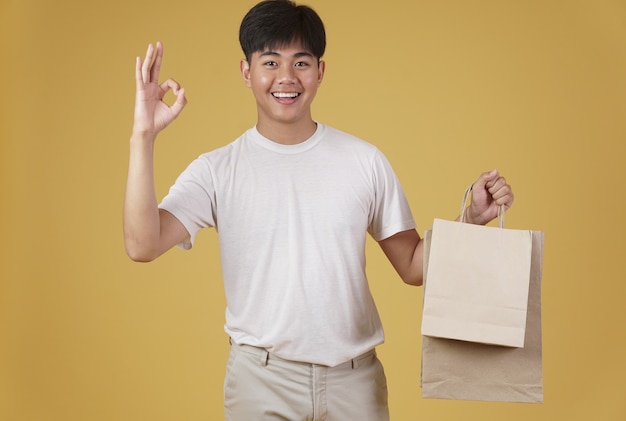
[256,119,318,145]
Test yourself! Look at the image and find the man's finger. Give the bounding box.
[158,79,187,116]
[142,43,154,83]
[135,56,143,85]
[150,42,163,84]
[159,78,180,97]
[473,169,498,191]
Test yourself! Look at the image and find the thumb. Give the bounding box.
[473,169,499,191]
[170,87,187,117]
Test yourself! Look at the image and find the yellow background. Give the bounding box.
[1,0,625,419]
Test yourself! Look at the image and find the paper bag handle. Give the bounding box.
[460,185,505,228]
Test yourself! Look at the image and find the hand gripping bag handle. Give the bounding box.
[459,185,505,228]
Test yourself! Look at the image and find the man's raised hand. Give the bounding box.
[132,42,187,139]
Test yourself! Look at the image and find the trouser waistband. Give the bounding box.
[229,339,376,369]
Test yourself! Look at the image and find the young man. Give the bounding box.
[123,0,513,419]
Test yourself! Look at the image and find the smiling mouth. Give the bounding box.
[272,92,301,98]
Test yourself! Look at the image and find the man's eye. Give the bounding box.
[295,61,309,67]
[264,61,277,66]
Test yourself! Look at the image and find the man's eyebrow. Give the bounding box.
[259,50,315,59]
[293,51,315,59]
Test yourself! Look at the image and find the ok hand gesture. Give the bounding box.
[132,42,187,139]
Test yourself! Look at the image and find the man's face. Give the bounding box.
[241,42,325,132]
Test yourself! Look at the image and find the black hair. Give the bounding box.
[239,0,326,62]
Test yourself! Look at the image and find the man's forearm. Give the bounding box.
[123,134,161,261]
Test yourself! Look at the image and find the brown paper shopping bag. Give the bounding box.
[421,187,533,347]
[420,229,544,403]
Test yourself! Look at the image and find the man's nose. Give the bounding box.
[277,65,295,83]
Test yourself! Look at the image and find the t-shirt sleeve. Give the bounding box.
[367,149,416,241]
[158,156,217,249]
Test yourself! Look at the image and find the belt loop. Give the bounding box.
[261,350,269,366]
[351,349,375,369]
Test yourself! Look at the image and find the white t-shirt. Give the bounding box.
[159,123,415,366]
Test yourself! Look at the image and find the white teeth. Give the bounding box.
[273,92,299,98]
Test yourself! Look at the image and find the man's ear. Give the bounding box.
[240,59,251,87]
[317,60,326,86]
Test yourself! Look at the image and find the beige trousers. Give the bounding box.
[224,342,389,421]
